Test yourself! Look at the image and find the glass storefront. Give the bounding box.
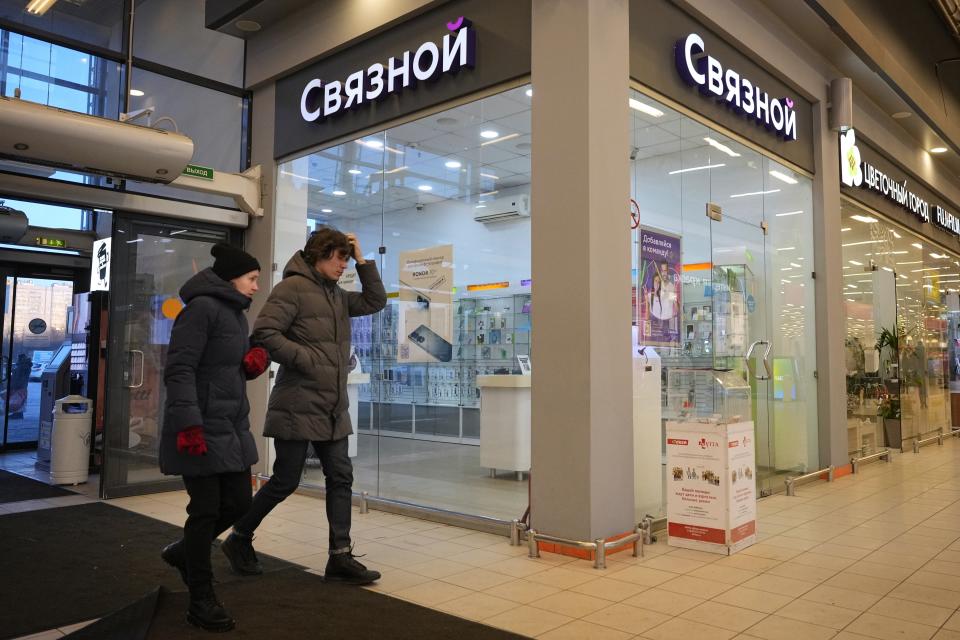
[841,199,953,454]
[276,84,532,520]
[629,87,818,514]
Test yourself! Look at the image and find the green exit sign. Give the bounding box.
[182,164,214,180]
[37,237,66,248]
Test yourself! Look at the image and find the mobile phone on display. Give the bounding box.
[408,324,453,362]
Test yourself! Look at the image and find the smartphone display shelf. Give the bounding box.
[350,294,532,412]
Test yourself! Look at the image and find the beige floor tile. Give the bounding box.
[844,560,916,581]
[935,550,960,564]
[688,563,759,585]
[775,599,860,629]
[13,628,64,639]
[790,552,857,570]
[406,558,476,579]
[485,605,573,637]
[658,575,734,600]
[887,582,960,610]
[485,578,562,604]
[639,554,707,574]
[582,603,672,635]
[845,612,938,640]
[801,585,883,611]
[829,632,889,640]
[680,601,768,632]
[392,581,473,607]
[742,615,837,640]
[441,568,516,591]
[486,556,554,579]
[362,568,433,595]
[447,548,511,568]
[766,561,839,583]
[932,630,960,640]
[641,617,738,640]
[607,566,676,588]
[525,567,600,590]
[434,592,520,622]
[530,591,614,618]
[906,569,960,592]
[867,597,954,628]
[811,543,874,560]
[537,620,633,639]
[921,558,960,576]
[621,587,704,616]
[947,611,960,631]
[712,586,795,614]
[569,577,648,602]
[740,544,804,561]
[713,554,782,572]
[56,620,97,634]
[761,535,821,552]
[862,552,931,570]
[740,573,818,598]
[667,548,727,563]
[824,571,900,596]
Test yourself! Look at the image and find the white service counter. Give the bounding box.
[477,374,531,476]
[347,372,369,458]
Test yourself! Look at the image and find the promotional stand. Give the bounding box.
[666,418,757,555]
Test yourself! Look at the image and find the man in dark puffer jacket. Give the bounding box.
[159,244,269,632]
[223,227,386,585]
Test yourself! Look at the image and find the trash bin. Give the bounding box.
[50,395,92,485]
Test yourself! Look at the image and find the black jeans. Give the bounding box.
[182,469,252,588]
[233,437,353,553]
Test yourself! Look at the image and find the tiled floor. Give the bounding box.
[5,437,960,639]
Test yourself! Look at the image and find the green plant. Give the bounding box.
[874,325,902,357]
[877,391,900,420]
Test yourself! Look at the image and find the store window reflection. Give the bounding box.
[841,199,952,453]
[275,85,532,521]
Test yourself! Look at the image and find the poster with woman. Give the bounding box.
[639,228,682,347]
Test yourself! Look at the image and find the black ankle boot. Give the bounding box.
[221,532,263,576]
[324,550,381,585]
[161,540,188,586]
[187,583,235,632]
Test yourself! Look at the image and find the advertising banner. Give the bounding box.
[398,245,454,363]
[666,419,757,554]
[639,228,682,348]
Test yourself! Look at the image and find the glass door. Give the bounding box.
[101,215,233,497]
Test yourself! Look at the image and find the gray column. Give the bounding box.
[811,102,848,468]
[530,0,634,541]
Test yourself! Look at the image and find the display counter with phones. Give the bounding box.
[477,374,531,478]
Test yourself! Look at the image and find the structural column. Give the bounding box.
[530,0,634,542]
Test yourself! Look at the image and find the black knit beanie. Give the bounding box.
[211,243,260,281]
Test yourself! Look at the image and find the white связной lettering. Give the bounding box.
[675,32,798,141]
[300,22,476,123]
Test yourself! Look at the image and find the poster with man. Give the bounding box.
[91,238,111,292]
[397,245,453,363]
[639,228,682,347]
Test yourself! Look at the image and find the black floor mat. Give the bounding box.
[0,501,296,639]
[66,568,527,640]
[0,468,74,503]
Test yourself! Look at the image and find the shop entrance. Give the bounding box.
[0,269,77,452]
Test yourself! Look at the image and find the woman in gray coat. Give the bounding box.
[223,227,386,585]
[159,243,269,632]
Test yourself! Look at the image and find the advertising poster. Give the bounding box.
[639,228,681,347]
[91,238,111,292]
[397,245,454,363]
[666,419,757,555]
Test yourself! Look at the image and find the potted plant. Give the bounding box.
[877,390,902,449]
[875,324,904,449]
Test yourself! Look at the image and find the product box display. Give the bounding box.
[666,418,757,555]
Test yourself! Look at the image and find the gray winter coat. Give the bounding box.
[159,269,259,477]
[253,251,386,441]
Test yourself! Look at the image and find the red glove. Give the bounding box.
[243,347,270,380]
[177,426,207,456]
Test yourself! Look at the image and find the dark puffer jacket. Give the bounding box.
[159,268,259,477]
[253,251,386,441]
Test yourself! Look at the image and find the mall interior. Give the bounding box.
[2,0,960,638]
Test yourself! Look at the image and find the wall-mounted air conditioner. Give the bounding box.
[473,194,530,223]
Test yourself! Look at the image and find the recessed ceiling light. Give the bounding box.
[25,0,57,16]
[628,98,664,117]
[892,111,911,119]
[363,139,384,149]
[235,20,261,32]
[704,137,741,157]
[321,208,332,213]
[129,89,144,97]
[480,130,499,139]
[850,214,878,223]
[729,189,780,198]
[912,242,923,249]
[849,260,863,266]
[445,160,462,169]
[348,169,362,175]
[930,147,948,154]
[775,210,803,217]
[769,170,798,185]
[668,163,725,175]
[332,190,346,196]
[525,89,533,97]
[418,185,433,191]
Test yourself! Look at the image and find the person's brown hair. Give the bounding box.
[303,226,351,265]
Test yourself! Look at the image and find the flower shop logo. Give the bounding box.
[840,129,960,235]
[299,17,476,123]
[698,438,719,449]
[675,33,798,141]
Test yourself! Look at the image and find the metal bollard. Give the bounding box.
[851,458,859,474]
[633,525,644,558]
[913,439,920,454]
[510,519,521,547]
[827,465,835,482]
[527,529,540,558]
[938,434,944,446]
[593,539,606,570]
[360,491,369,514]
[785,478,796,496]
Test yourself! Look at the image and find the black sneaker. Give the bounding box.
[221,532,263,576]
[324,551,381,585]
[161,540,188,586]
[187,584,235,633]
